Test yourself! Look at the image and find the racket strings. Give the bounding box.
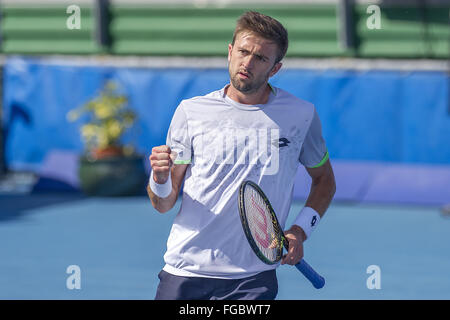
[244,187,282,263]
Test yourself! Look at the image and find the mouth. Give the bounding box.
[237,71,251,79]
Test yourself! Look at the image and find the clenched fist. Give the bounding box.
[149,145,177,184]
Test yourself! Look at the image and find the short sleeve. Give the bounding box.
[298,107,328,168]
[166,104,192,164]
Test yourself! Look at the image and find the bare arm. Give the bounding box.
[147,163,188,213]
[282,159,336,265]
[146,145,189,213]
[304,159,336,217]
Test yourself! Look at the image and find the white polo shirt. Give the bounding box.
[162,84,328,279]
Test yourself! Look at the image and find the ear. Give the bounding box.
[227,43,233,63]
[269,62,282,78]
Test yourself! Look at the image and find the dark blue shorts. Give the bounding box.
[154,269,278,300]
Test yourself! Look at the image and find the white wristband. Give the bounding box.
[149,170,172,198]
[293,207,321,240]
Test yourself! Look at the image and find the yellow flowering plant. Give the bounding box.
[67,81,137,158]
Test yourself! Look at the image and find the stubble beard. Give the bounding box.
[229,67,270,94]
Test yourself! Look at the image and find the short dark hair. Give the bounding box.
[232,11,289,63]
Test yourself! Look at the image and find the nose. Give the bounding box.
[242,54,256,70]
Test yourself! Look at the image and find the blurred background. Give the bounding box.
[0,0,449,300]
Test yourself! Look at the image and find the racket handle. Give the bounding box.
[295,259,325,289]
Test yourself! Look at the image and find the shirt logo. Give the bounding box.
[272,137,291,148]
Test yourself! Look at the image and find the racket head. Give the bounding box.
[238,180,284,265]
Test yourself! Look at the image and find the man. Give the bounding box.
[147,11,336,300]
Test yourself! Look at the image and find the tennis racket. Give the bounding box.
[238,180,325,289]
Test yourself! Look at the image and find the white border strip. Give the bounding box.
[2,0,448,6]
[0,55,448,72]
[0,0,339,5]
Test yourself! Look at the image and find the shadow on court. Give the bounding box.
[0,193,86,222]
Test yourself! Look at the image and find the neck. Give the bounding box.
[225,83,272,105]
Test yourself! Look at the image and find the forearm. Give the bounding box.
[147,183,179,213]
[304,173,336,217]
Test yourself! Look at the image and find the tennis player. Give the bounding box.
[147,11,336,300]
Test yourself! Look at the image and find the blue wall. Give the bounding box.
[3,57,450,171]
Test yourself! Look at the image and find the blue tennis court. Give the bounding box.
[1,194,449,300]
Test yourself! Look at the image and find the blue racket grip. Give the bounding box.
[295,259,325,289]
